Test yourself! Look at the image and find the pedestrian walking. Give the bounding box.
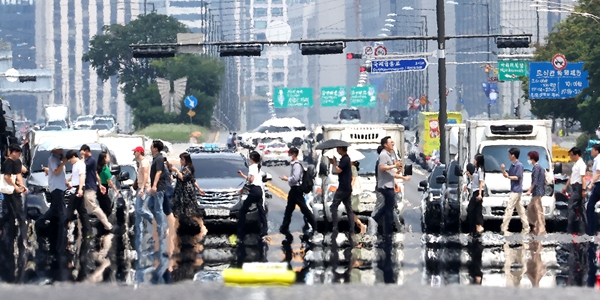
[351,161,367,234]
[500,147,530,235]
[147,140,169,284]
[226,132,234,149]
[80,145,113,232]
[586,144,600,236]
[280,147,317,239]
[0,144,28,283]
[327,146,355,243]
[237,151,268,243]
[564,147,587,234]
[36,145,69,281]
[525,151,547,235]
[466,154,485,236]
[368,137,410,236]
[132,146,154,283]
[97,151,119,217]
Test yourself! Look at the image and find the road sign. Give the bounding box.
[498,60,529,81]
[371,58,429,73]
[187,110,196,117]
[529,61,589,100]
[552,53,567,71]
[273,87,313,108]
[184,95,198,109]
[374,45,387,56]
[320,86,347,107]
[363,46,374,56]
[350,85,377,108]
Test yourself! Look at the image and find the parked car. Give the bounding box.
[418,164,446,233]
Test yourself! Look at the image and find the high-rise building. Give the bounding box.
[35,0,140,130]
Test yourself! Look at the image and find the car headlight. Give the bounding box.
[28,185,47,194]
[545,185,554,197]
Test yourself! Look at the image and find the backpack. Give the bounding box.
[294,162,314,194]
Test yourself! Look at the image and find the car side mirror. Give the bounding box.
[119,171,130,181]
[319,161,328,176]
[419,180,428,191]
[110,165,121,176]
[553,162,562,174]
[436,175,446,184]
[316,133,323,143]
[454,164,462,176]
[404,164,413,176]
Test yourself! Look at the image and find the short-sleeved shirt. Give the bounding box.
[70,160,86,187]
[508,160,524,193]
[150,153,168,191]
[571,158,586,184]
[377,150,396,189]
[227,135,234,145]
[531,163,546,197]
[248,164,262,186]
[351,165,358,178]
[337,154,352,192]
[48,153,66,192]
[99,164,112,185]
[137,158,150,190]
[2,158,22,194]
[593,156,600,183]
[84,156,98,191]
[469,167,484,191]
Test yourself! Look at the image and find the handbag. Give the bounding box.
[0,174,17,194]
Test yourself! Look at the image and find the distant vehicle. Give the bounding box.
[44,104,70,129]
[91,124,111,136]
[74,115,94,129]
[262,142,290,166]
[335,108,361,124]
[418,164,446,233]
[46,120,69,129]
[255,137,284,151]
[40,125,63,131]
[239,117,309,148]
[385,110,410,130]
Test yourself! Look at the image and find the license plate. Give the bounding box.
[204,208,229,216]
[362,203,375,211]
[275,151,281,155]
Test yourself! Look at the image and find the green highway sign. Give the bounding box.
[273,87,313,108]
[320,86,347,107]
[498,60,529,81]
[350,85,377,108]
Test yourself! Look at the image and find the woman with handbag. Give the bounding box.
[351,161,367,234]
[236,151,268,244]
[466,154,485,236]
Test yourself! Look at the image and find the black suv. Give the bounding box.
[191,152,270,231]
[418,164,446,233]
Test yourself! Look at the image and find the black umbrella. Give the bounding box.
[315,139,351,150]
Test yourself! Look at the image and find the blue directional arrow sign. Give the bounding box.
[371,58,429,73]
[184,95,198,109]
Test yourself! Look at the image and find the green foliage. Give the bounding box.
[576,132,590,151]
[84,14,224,128]
[136,123,209,143]
[520,0,600,133]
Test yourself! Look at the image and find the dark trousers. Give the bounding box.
[36,189,69,281]
[0,193,27,283]
[281,186,317,233]
[67,186,91,238]
[373,188,395,235]
[96,184,112,217]
[331,189,354,243]
[237,186,267,241]
[586,184,600,236]
[567,183,586,234]
[467,191,484,235]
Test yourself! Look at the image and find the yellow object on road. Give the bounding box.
[223,263,296,286]
[552,145,570,163]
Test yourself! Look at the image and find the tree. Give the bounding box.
[83,13,224,127]
[520,0,600,133]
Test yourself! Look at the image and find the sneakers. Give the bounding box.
[367,217,378,236]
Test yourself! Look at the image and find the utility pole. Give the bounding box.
[437,0,448,164]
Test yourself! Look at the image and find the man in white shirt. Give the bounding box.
[564,147,587,234]
[586,144,600,236]
[65,150,91,239]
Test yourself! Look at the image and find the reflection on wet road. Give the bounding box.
[1,165,599,288]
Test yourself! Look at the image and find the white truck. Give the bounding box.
[446,119,558,227]
[310,124,410,231]
[44,104,70,129]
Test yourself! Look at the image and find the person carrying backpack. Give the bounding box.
[280,147,317,240]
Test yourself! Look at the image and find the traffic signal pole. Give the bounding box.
[436,0,448,165]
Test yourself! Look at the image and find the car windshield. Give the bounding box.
[340,109,360,120]
[389,110,408,118]
[48,120,66,127]
[95,119,114,127]
[355,148,379,176]
[77,116,93,122]
[31,149,103,173]
[91,124,110,130]
[481,145,549,172]
[192,157,246,179]
[255,125,291,133]
[267,143,287,149]
[293,126,306,131]
[259,137,283,144]
[42,126,62,131]
[429,166,445,190]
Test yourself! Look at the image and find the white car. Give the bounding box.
[255,137,285,152]
[239,117,309,148]
[262,142,290,166]
[74,115,94,129]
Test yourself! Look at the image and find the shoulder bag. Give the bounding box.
[0,174,17,194]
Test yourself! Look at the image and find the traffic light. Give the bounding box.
[18,76,36,82]
[346,53,363,60]
[359,64,371,73]
[300,42,344,55]
[219,44,262,57]
[496,36,531,48]
[131,45,177,58]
